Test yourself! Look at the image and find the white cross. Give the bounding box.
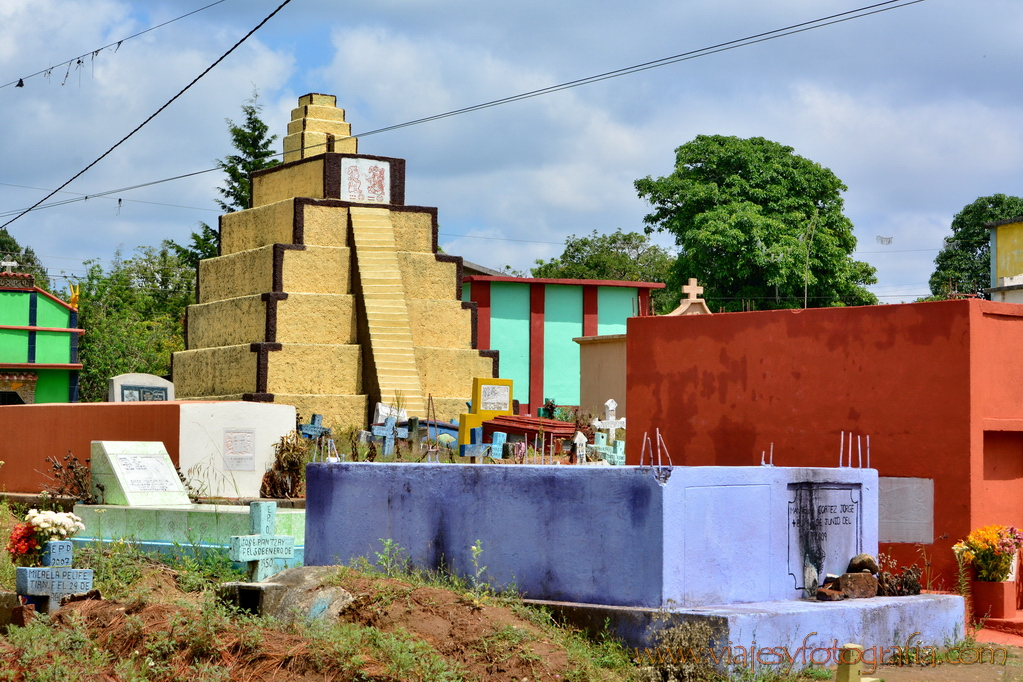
[592,399,626,443]
[0,259,18,273]
[682,278,703,300]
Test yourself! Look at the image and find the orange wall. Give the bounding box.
[626,300,996,588]
[0,402,183,494]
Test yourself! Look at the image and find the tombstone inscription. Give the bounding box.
[90,441,192,506]
[787,483,862,592]
[16,540,94,613]
[228,501,296,582]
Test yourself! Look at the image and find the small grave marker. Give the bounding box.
[490,431,507,459]
[371,416,407,456]
[16,540,93,614]
[460,426,488,460]
[229,501,296,582]
[298,414,332,439]
[592,399,626,443]
[573,431,588,463]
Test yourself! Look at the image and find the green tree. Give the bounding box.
[530,229,678,314]
[73,245,194,401]
[635,135,877,311]
[169,92,280,266]
[928,194,1023,298]
[215,93,280,213]
[0,228,50,290]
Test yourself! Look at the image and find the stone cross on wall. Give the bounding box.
[371,416,408,456]
[592,399,627,443]
[16,540,94,614]
[682,278,703,300]
[228,501,296,582]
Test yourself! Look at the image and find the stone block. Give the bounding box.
[838,572,879,599]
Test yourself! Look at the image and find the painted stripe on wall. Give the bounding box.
[470,280,491,350]
[582,286,598,337]
[529,283,545,412]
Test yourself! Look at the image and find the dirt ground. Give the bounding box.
[30,567,601,682]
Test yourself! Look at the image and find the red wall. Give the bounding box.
[626,299,1023,588]
[0,402,184,494]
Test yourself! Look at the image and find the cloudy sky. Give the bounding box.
[1,0,1020,302]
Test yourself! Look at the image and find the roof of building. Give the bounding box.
[463,275,665,289]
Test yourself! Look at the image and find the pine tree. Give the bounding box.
[169,92,280,266]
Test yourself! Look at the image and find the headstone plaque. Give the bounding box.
[90,441,192,506]
[107,373,174,402]
[224,429,255,471]
[16,540,93,613]
[480,384,511,412]
[229,501,296,581]
[787,483,862,591]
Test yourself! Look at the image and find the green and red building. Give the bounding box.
[462,275,663,414]
[0,273,81,404]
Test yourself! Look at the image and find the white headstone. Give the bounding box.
[108,373,175,402]
[373,401,407,424]
[90,441,192,506]
[177,402,296,499]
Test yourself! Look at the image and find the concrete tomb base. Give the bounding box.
[73,503,305,568]
[305,462,967,656]
[529,594,965,651]
[306,463,878,607]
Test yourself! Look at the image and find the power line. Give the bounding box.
[357,0,929,138]
[1,0,930,225]
[1,0,231,90]
[0,182,218,215]
[0,0,294,232]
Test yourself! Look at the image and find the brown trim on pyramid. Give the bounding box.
[250,342,283,394]
[271,244,306,292]
[261,293,289,343]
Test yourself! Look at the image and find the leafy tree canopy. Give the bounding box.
[928,194,1023,298]
[529,230,677,314]
[0,228,50,290]
[73,245,194,401]
[635,135,877,311]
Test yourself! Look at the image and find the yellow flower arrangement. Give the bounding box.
[954,524,1023,582]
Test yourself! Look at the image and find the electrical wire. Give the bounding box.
[1,0,929,225]
[0,182,218,215]
[0,0,231,90]
[356,0,929,138]
[0,0,293,231]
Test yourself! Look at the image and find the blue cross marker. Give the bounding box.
[299,414,332,439]
[229,501,295,582]
[16,540,93,614]
[371,416,408,456]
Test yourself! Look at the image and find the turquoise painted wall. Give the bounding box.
[489,282,530,400]
[543,285,582,405]
[35,370,69,403]
[597,287,638,335]
[36,296,70,328]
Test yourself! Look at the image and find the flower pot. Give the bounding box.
[972,580,1017,619]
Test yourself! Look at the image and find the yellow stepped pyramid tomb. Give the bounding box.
[173,93,497,427]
